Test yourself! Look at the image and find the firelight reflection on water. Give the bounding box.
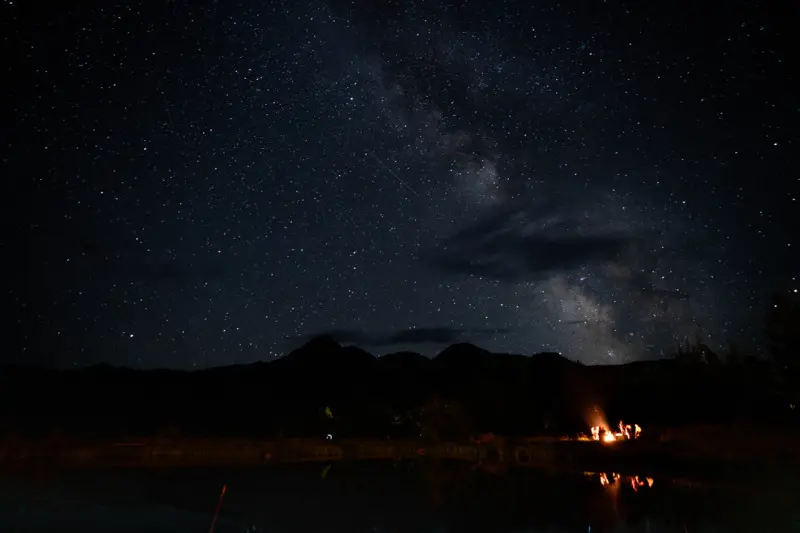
[0,463,798,532]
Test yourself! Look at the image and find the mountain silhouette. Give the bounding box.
[273,336,376,374]
[0,341,793,439]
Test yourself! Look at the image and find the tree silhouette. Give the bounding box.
[674,333,720,367]
[725,341,742,366]
[765,291,800,377]
[419,396,472,441]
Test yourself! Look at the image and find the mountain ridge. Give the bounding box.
[0,337,581,374]
[0,337,791,439]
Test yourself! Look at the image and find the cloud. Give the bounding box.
[642,287,691,301]
[371,326,510,346]
[288,327,510,348]
[291,329,371,345]
[603,263,692,301]
[424,204,636,282]
[562,319,610,325]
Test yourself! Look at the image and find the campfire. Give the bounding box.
[597,472,654,491]
[588,420,641,443]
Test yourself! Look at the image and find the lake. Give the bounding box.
[0,462,797,532]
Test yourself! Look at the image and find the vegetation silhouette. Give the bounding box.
[1,298,798,440]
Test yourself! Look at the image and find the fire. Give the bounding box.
[592,472,654,490]
[589,420,642,443]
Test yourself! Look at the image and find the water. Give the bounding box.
[0,462,798,532]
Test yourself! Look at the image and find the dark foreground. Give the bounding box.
[4,428,800,485]
[1,461,798,532]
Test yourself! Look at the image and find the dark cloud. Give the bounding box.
[562,319,609,326]
[370,326,510,346]
[288,327,510,349]
[424,204,636,282]
[641,287,691,301]
[607,267,692,301]
[296,329,371,345]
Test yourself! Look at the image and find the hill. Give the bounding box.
[0,339,794,439]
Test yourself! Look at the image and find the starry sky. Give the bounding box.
[5,0,798,368]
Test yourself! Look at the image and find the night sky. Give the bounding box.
[5,0,798,368]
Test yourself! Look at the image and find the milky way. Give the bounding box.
[6,0,797,367]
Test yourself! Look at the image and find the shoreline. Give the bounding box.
[3,430,798,482]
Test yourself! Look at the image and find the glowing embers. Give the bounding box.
[589,420,641,443]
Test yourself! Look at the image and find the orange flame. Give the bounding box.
[593,472,655,490]
[589,420,642,443]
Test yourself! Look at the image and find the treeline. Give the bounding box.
[0,333,796,440]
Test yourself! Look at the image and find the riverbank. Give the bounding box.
[3,426,799,482]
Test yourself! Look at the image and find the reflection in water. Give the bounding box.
[0,462,798,532]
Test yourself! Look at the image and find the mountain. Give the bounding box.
[274,336,375,370]
[0,340,793,439]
